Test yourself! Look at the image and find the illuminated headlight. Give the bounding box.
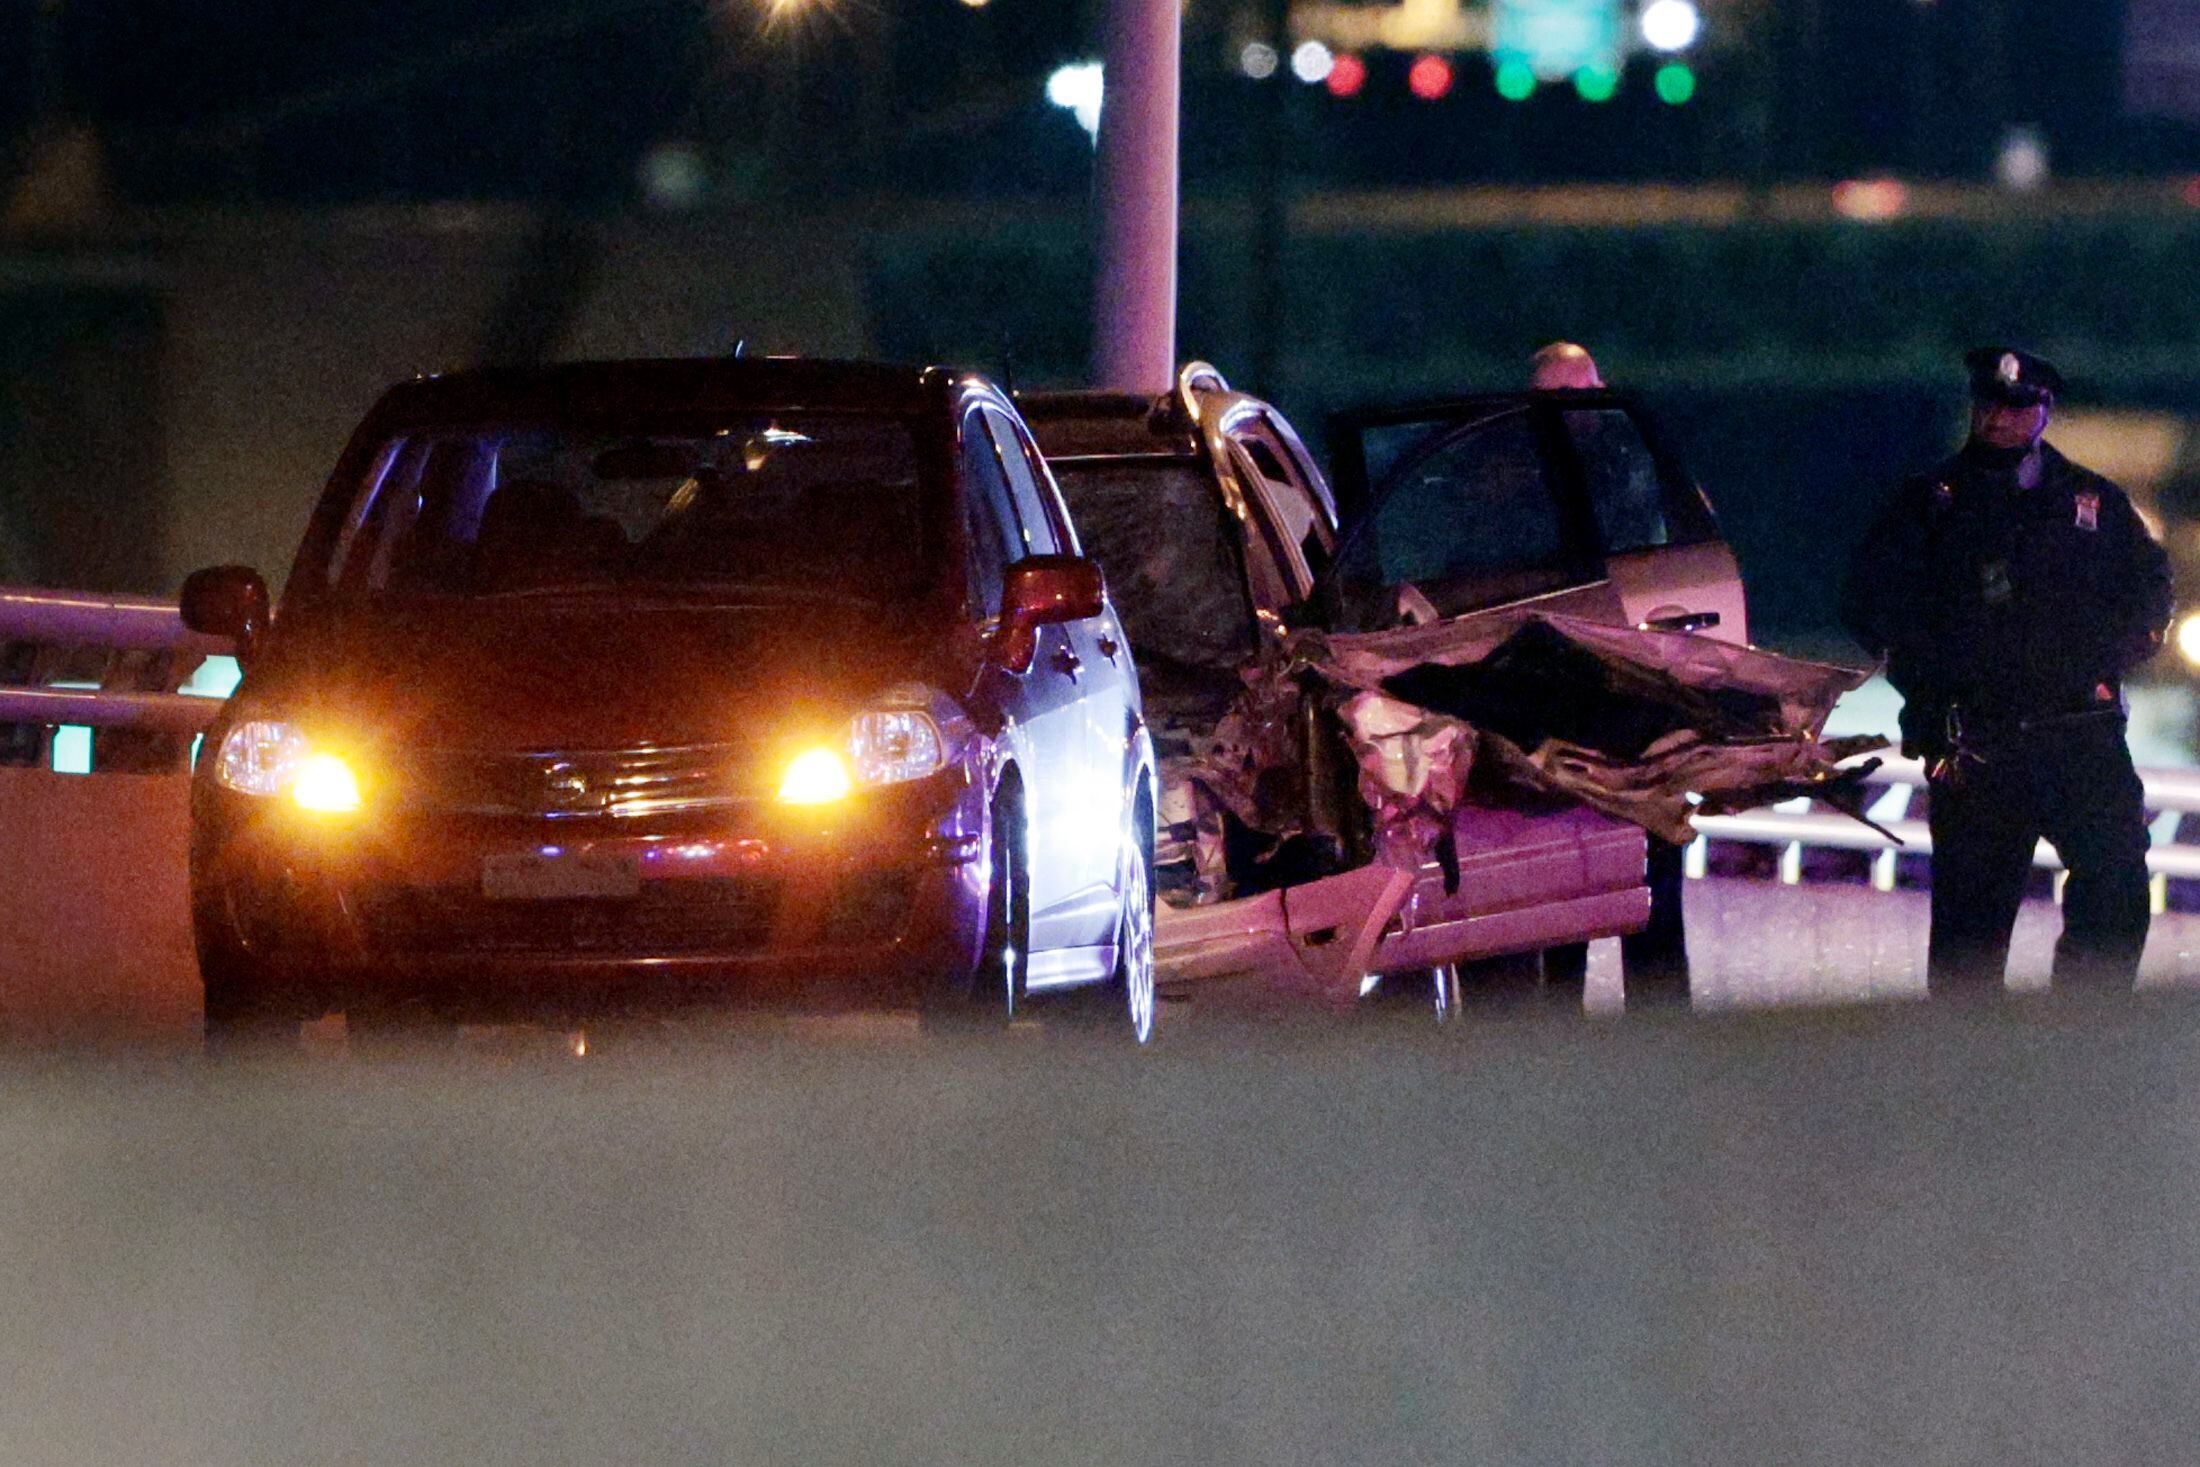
[214,720,311,797]
[212,720,363,813]
[778,747,855,805]
[777,699,952,804]
[2179,612,2200,669]
[849,709,945,786]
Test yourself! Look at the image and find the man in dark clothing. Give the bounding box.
[1841,347,2173,992]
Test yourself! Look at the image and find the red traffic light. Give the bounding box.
[1408,53,1454,102]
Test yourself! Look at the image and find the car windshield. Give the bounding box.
[1051,456,1258,675]
[318,414,930,603]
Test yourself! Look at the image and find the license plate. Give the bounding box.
[481,849,641,901]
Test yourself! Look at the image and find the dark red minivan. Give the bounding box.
[182,358,1158,1041]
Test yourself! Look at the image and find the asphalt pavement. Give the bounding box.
[9,967,2200,1466]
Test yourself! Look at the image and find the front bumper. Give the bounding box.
[191,770,989,1020]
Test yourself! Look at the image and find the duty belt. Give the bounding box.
[1947,703,2125,740]
[1931,700,2125,786]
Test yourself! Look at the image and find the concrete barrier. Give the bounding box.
[0,767,198,1043]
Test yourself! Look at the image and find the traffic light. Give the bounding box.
[1408,53,1455,101]
[1573,63,1618,102]
[1654,62,1696,104]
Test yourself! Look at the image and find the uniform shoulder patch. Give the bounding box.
[2075,492,2100,531]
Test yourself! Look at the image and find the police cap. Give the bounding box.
[1964,346,2065,406]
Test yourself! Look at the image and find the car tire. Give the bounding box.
[199,946,303,1050]
[1105,793,1158,1044]
[1363,966,1459,1020]
[923,780,1026,1030]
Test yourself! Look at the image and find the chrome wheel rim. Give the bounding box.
[1121,833,1156,1044]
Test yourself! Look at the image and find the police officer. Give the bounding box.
[1841,348,2173,993]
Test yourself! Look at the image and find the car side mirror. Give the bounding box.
[992,555,1105,674]
[180,565,271,663]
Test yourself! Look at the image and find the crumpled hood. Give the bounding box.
[245,597,948,750]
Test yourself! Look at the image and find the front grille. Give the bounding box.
[353,878,779,956]
[401,743,749,819]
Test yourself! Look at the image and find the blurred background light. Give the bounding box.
[1045,61,1104,143]
[1832,177,1910,221]
[1325,53,1368,98]
[1291,40,1335,85]
[1492,0,1625,82]
[1574,63,1619,102]
[638,141,708,210]
[1639,0,1701,54]
[1239,41,1279,80]
[1996,126,2049,191]
[1495,57,1538,101]
[1409,53,1455,101]
[1653,61,1696,104]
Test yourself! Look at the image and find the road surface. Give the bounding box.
[8,982,2200,1465]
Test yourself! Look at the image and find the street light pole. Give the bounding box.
[1091,0,1180,391]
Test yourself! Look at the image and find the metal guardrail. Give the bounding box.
[0,584,237,771]
[1694,756,2200,895]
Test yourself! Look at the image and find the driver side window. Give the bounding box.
[1337,411,1583,621]
[961,412,1022,623]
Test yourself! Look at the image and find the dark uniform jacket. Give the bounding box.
[1840,441,2173,748]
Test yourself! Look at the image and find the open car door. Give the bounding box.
[1323,391,1748,648]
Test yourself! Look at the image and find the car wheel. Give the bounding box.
[1107,794,1158,1044]
[1363,966,1460,1020]
[199,946,303,1050]
[924,780,1026,1029]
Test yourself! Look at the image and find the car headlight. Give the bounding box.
[212,720,363,813]
[777,698,951,804]
[849,709,945,786]
[779,747,855,805]
[2177,612,2200,669]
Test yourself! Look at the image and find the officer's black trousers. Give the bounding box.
[1925,718,2151,992]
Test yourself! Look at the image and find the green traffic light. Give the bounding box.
[1574,65,1619,103]
[1495,58,1537,102]
[1655,62,1696,105]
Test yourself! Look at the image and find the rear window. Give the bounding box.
[318,414,930,603]
[1051,458,1258,674]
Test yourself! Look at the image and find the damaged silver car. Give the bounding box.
[1022,365,1876,1007]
